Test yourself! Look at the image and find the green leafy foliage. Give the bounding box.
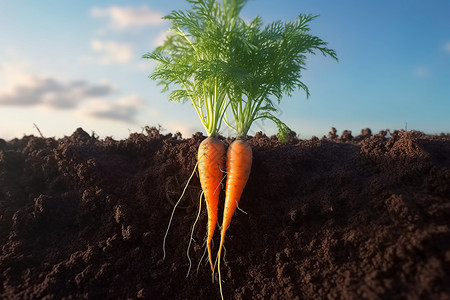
[143,0,337,141]
[143,0,249,136]
[223,13,338,138]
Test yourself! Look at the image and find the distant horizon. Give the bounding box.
[2,123,448,143]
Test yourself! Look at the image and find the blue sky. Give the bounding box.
[1,0,449,140]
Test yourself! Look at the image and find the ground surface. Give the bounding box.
[1,127,449,300]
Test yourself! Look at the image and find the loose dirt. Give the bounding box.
[1,127,449,299]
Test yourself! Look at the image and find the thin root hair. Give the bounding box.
[218,164,227,173]
[196,238,208,273]
[162,159,200,260]
[214,173,227,195]
[222,244,227,263]
[235,199,248,215]
[217,244,227,300]
[186,190,204,278]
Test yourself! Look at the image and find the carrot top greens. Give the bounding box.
[143,0,249,137]
[144,0,337,141]
[223,13,338,141]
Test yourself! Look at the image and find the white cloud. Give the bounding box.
[444,41,450,53]
[0,63,36,94]
[0,73,115,109]
[135,61,155,71]
[91,5,164,31]
[81,95,146,123]
[89,40,134,64]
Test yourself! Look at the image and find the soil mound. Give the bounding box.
[1,128,449,299]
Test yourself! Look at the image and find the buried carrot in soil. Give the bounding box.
[145,0,337,298]
[217,139,252,297]
[197,136,226,271]
[162,139,225,273]
[145,0,239,278]
[214,7,336,300]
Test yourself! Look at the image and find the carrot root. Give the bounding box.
[196,235,210,274]
[186,191,204,278]
[197,136,226,273]
[162,160,200,260]
[217,139,253,300]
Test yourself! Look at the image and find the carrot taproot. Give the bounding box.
[197,136,226,272]
[217,138,252,297]
[146,1,337,298]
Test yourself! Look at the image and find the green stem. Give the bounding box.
[224,112,236,132]
[181,82,208,133]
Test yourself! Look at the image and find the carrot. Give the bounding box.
[198,136,226,272]
[217,138,252,297]
[145,0,235,274]
[146,1,337,298]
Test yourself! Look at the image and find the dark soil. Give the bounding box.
[1,127,449,300]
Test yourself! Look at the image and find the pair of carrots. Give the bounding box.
[198,136,252,276]
[146,1,337,298]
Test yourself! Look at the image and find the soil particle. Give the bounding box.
[1,128,450,299]
[340,130,353,142]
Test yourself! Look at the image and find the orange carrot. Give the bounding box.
[217,138,252,296]
[197,136,226,272]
